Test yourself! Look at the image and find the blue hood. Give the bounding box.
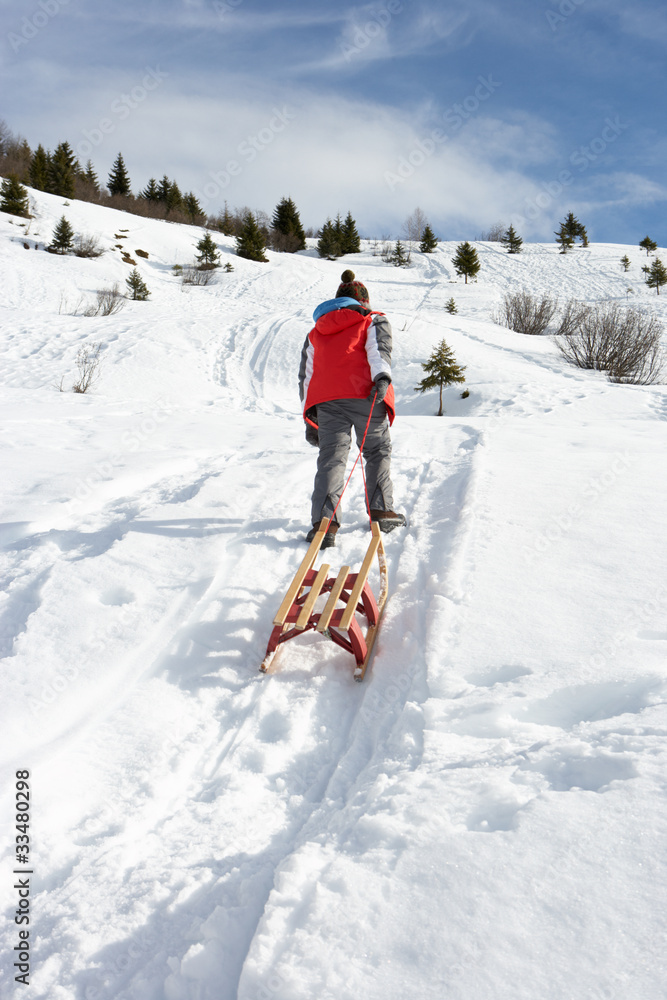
[313,297,362,322]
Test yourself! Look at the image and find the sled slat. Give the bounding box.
[273,524,327,626]
[338,525,381,632]
[296,564,330,630]
[316,566,351,633]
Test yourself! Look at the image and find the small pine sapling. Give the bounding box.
[452,241,480,283]
[445,298,458,314]
[0,175,30,217]
[391,239,409,267]
[195,231,220,267]
[639,235,658,256]
[49,215,75,254]
[620,255,631,272]
[500,224,523,254]
[555,223,575,254]
[646,258,667,295]
[556,212,588,251]
[419,223,438,253]
[414,338,466,416]
[126,268,150,300]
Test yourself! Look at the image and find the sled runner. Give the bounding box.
[260,519,388,681]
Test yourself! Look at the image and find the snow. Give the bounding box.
[1,187,667,1000]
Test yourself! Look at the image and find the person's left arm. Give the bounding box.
[365,314,392,385]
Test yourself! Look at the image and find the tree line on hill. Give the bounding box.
[1,120,665,290]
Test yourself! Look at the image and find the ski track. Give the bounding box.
[2,193,667,1000]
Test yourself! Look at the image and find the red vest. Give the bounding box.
[303,309,395,424]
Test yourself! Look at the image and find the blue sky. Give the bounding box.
[2,0,666,243]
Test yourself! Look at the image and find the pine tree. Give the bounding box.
[29,145,50,191]
[414,338,466,416]
[500,224,523,254]
[332,213,345,253]
[195,231,220,267]
[557,212,588,250]
[165,180,183,214]
[391,239,409,267]
[107,152,131,197]
[646,257,667,295]
[49,215,75,253]
[49,141,77,198]
[0,175,30,217]
[639,235,658,256]
[555,222,575,254]
[141,178,160,202]
[272,196,306,252]
[236,212,268,262]
[419,223,438,253]
[452,241,480,283]
[340,211,361,254]
[317,218,342,259]
[445,297,457,314]
[216,202,235,236]
[183,192,204,224]
[620,255,631,272]
[125,268,150,300]
[158,175,172,202]
[83,160,99,191]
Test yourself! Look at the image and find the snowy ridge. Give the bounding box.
[1,189,667,1000]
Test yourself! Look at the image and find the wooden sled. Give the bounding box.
[260,520,388,682]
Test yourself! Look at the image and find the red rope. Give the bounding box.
[323,394,377,533]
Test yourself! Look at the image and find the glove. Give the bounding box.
[369,375,391,402]
[305,422,319,447]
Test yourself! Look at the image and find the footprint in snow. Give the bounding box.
[517,746,638,793]
[99,587,135,606]
[466,664,533,687]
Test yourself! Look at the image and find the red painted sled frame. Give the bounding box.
[260,520,388,681]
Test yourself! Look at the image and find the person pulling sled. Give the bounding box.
[299,270,406,548]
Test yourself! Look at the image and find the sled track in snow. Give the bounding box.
[22,420,485,1000]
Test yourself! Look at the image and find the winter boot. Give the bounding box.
[306,521,338,548]
[370,509,407,533]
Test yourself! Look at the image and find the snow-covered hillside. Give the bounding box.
[1,189,667,1000]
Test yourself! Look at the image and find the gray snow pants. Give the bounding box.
[310,398,394,526]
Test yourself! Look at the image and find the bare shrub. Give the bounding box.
[73,234,104,258]
[555,303,665,385]
[554,299,589,338]
[83,284,125,316]
[268,229,304,253]
[182,265,215,286]
[496,289,558,335]
[479,221,505,241]
[72,343,103,393]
